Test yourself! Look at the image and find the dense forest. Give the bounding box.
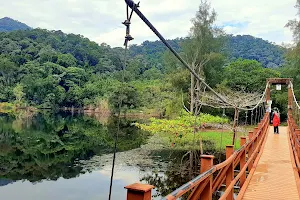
[129,35,286,68]
[0,112,146,182]
[0,3,299,117]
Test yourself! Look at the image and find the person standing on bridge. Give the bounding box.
[272,111,280,134]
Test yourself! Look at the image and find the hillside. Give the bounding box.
[129,35,286,68]
[0,27,286,113]
[0,17,31,32]
[0,29,123,107]
[224,35,286,68]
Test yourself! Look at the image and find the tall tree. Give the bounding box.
[182,0,225,114]
[285,0,300,95]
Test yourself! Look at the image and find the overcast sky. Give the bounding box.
[0,0,298,47]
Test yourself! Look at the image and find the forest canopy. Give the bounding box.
[0,11,294,116]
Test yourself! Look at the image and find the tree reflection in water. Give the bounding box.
[141,146,226,199]
[0,112,148,183]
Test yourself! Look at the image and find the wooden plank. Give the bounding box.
[242,127,300,200]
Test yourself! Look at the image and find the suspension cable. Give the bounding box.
[290,82,300,110]
[108,4,133,200]
[124,0,268,112]
[245,110,248,125]
[251,110,254,126]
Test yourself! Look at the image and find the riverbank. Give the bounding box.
[0,103,37,114]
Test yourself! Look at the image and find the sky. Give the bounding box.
[0,0,298,47]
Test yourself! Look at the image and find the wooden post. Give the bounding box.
[232,108,239,145]
[254,127,259,135]
[199,155,214,200]
[253,127,259,150]
[258,123,262,129]
[125,183,154,200]
[288,83,293,115]
[248,131,254,140]
[296,129,300,160]
[240,137,247,188]
[266,82,270,103]
[248,131,254,171]
[226,145,234,200]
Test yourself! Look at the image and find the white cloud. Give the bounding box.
[0,0,298,47]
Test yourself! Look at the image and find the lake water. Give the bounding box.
[0,111,200,200]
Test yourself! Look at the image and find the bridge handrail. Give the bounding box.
[288,114,300,175]
[163,113,270,200]
[290,82,300,110]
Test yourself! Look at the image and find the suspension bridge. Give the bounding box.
[114,1,300,199]
[124,78,300,199]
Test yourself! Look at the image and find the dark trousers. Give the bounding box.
[274,126,279,134]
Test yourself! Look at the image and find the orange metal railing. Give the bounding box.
[287,114,300,177]
[124,113,270,200]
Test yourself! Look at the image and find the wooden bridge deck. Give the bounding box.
[242,126,300,200]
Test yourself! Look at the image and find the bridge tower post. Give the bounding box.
[288,82,293,115]
[266,81,271,103]
[248,131,254,171]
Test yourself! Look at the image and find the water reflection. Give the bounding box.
[141,148,226,199]
[0,111,148,183]
[0,111,224,200]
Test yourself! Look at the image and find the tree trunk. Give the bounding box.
[232,108,239,145]
[189,150,193,179]
[190,73,195,114]
[195,79,201,115]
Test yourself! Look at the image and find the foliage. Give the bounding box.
[0,102,15,113]
[130,35,285,69]
[223,59,280,92]
[0,17,289,117]
[222,35,286,68]
[281,0,300,101]
[135,112,230,149]
[0,28,125,108]
[0,112,148,182]
[13,83,25,103]
[109,83,140,113]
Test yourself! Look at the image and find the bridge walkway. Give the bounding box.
[241,126,300,200]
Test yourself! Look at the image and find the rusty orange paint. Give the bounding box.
[125,183,155,200]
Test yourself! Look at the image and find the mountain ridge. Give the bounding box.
[0,17,32,32]
[0,17,286,68]
[129,35,286,68]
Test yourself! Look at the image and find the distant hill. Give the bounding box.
[0,17,31,32]
[223,35,286,68]
[129,35,286,68]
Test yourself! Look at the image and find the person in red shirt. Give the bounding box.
[272,111,280,134]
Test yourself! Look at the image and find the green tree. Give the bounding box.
[13,83,25,103]
[181,0,225,114]
[223,59,280,92]
[109,84,140,114]
[57,53,77,68]
[142,67,162,80]
[0,56,17,86]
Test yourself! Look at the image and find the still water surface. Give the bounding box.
[0,112,195,200]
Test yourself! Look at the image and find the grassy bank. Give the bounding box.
[134,112,247,151]
[0,102,15,113]
[153,130,242,151]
